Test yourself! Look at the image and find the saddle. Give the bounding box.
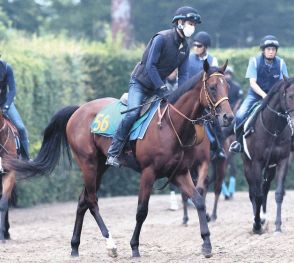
[243,102,262,137]
[120,93,157,117]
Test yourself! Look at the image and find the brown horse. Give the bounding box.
[241,78,294,234]
[0,110,18,242]
[6,61,233,258]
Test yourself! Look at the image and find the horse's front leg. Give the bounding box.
[174,171,212,258]
[244,160,263,233]
[0,172,15,242]
[0,195,8,242]
[274,157,289,233]
[130,167,155,257]
[261,167,275,225]
[181,192,189,225]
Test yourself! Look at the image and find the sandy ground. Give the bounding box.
[1,191,294,263]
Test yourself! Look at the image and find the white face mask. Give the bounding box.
[183,24,195,37]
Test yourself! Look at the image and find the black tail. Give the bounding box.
[6,105,79,180]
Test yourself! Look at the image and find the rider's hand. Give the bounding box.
[2,105,9,114]
[157,85,169,100]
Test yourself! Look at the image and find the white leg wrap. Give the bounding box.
[105,232,117,257]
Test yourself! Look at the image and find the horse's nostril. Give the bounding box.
[224,114,234,124]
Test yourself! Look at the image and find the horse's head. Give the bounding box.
[200,59,234,127]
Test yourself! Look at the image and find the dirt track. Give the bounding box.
[1,191,294,263]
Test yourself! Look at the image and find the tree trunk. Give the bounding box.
[111,0,133,48]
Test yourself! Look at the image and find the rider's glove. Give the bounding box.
[2,105,9,114]
[157,85,169,100]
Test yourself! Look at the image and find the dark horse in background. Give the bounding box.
[0,110,18,242]
[241,77,294,234]
[181,126,233,225]
[6,60,233,258]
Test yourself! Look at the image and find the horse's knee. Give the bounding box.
[0,197,8,211]
[275,192,284,203]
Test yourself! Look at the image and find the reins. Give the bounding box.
[157,71,229,149]
[156,71,229,189]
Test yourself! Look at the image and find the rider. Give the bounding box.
[229,35,289,153]
[188,31,218,77]
[106,6,202,167]
[188,31,225,159]
[0,60,30,159]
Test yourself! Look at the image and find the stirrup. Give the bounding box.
[105,156,121,168]
[229,141,242,153]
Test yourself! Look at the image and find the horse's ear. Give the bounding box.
[203,59,210,73]
[219,59,228,73]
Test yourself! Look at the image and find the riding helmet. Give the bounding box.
[172,6,201,24]
[193,31,211,47]
[260,35,279,50]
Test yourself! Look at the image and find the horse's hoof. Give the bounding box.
[107,247,118,258]
[210,215,217,222]
[202,245,212,258]
[182,218,188,226]
[274,229,282,235]
[4,232,10,240]
[70,249,79,257]
[132,249,140,257]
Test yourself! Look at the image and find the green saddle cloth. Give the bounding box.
[91,100,158,139]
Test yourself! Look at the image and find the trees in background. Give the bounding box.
[0,0,293,47]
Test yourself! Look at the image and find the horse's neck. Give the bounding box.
[261,93,287,132]
[168,89,202,142]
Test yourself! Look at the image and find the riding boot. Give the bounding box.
[106,137,125,167]
[229,126,243,153]
[213,121,226,159]
[106,115,134,167]
[20,139,30,160]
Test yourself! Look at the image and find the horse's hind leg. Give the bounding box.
[71,188,88,257]
[70,155,116,257]
[274,157,289,233]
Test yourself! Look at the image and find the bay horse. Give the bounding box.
[241,77,294,234]
[0,110,18,242]
[6,60,233,258]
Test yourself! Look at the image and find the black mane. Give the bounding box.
[167,66,223,104]
[260,77,294,111]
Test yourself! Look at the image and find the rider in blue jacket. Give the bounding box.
[0,60,30,159]
[106,6,202,167]
[229,35,289,153]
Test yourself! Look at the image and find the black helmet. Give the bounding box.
[172,6,201,24]
[260,35,279,50]
[193,31,211,47]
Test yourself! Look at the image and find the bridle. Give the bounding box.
[200,71,229,115]
[158,71,229,148]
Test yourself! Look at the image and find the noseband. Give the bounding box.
[263,83,294,136]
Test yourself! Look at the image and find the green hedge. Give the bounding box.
[3,34,294,206]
